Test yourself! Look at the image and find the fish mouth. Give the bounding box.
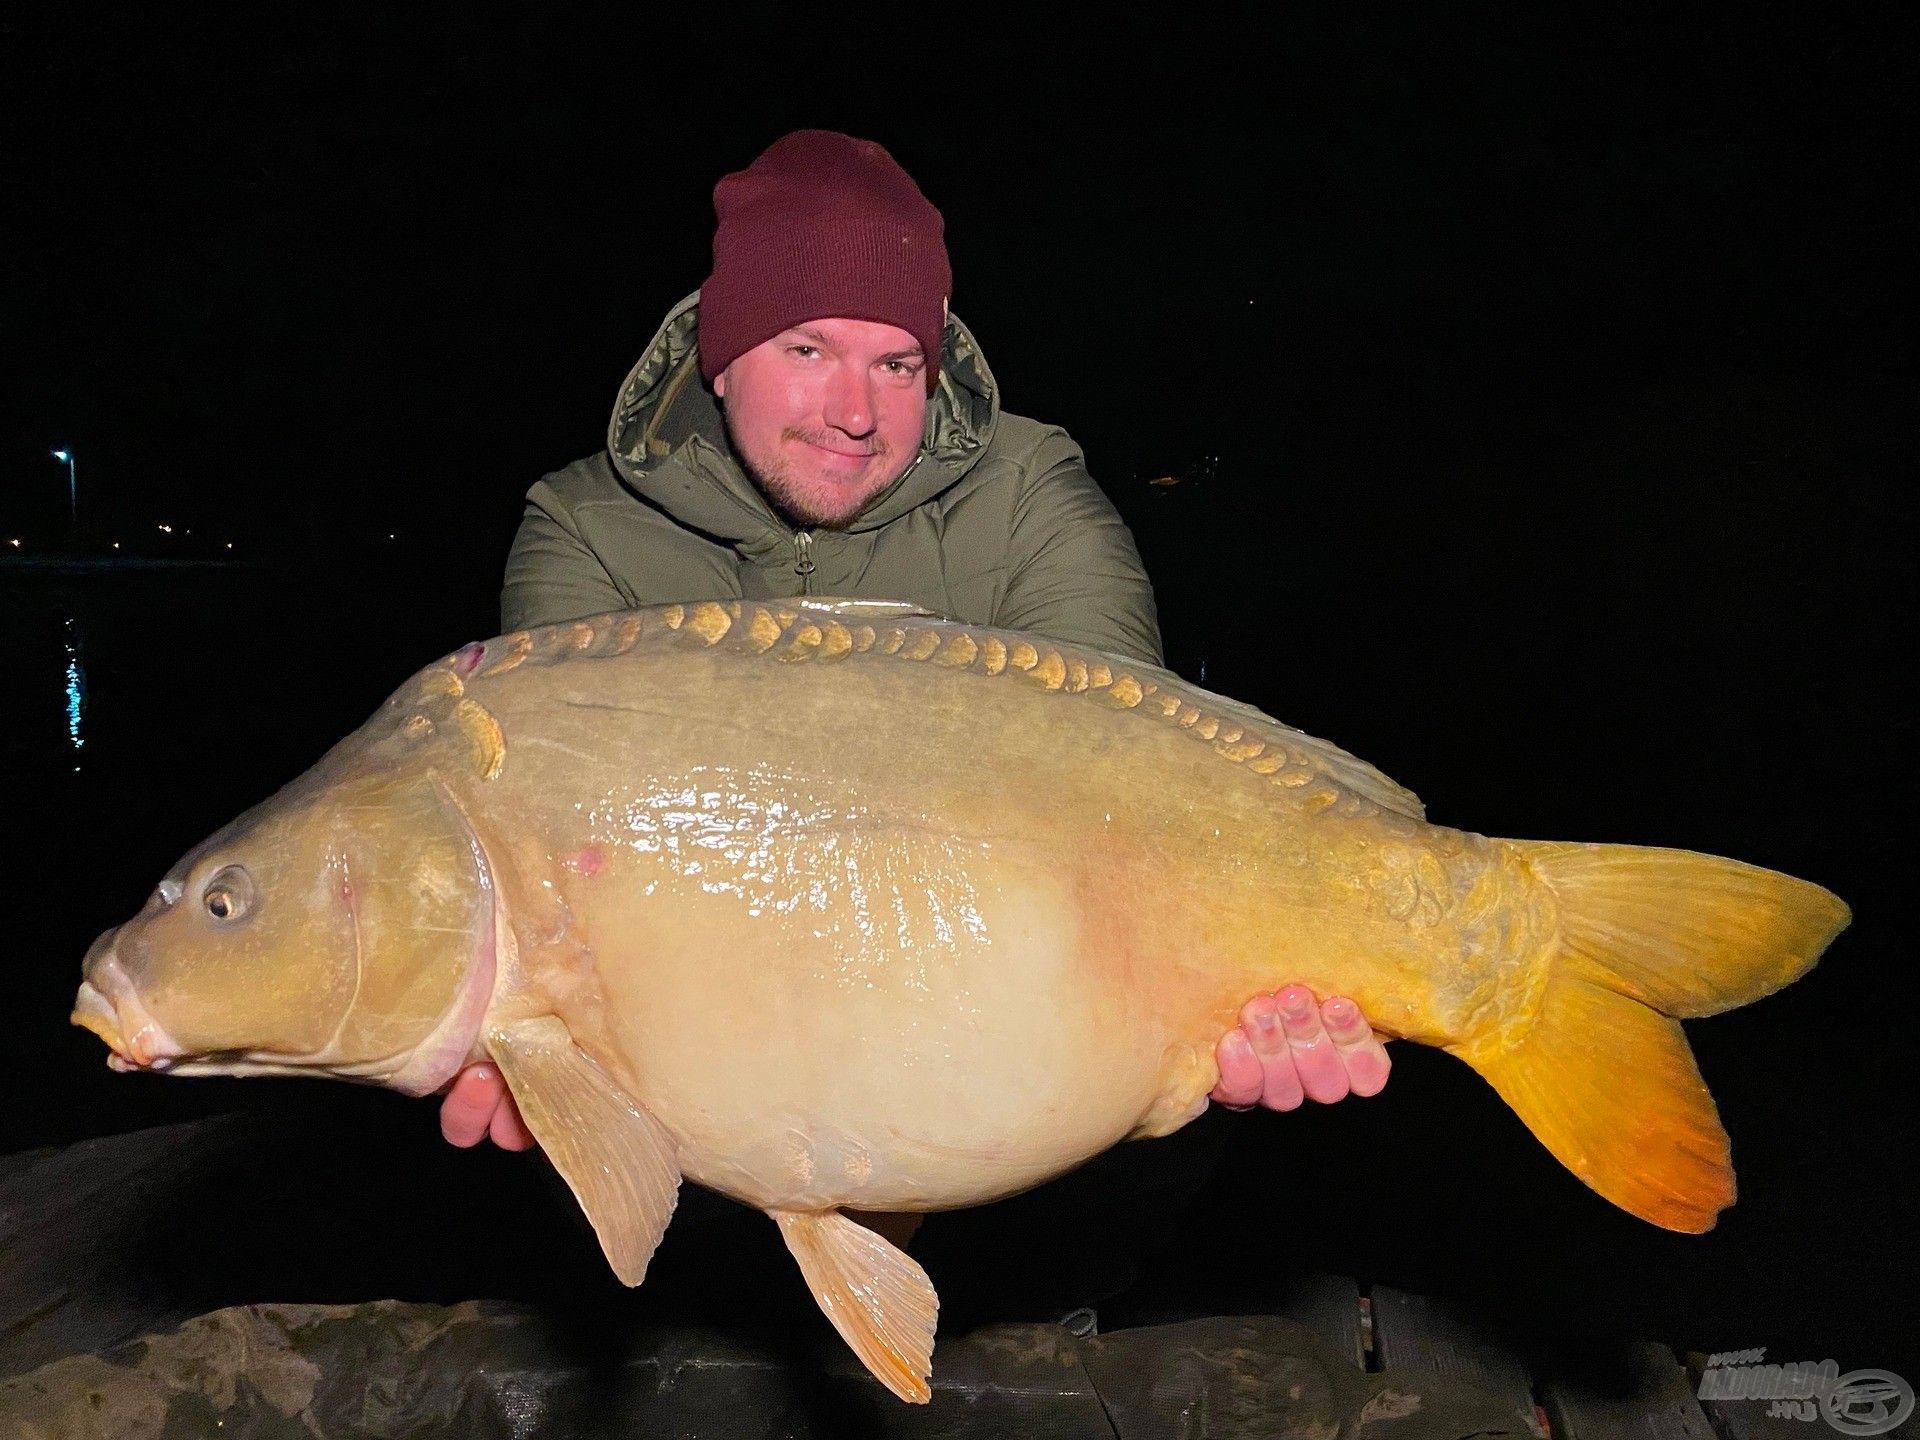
[71,948,185,1072]
[70,957,464,1087]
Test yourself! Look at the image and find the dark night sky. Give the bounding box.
[7,8,1908,567]
[3,3,1915,1377]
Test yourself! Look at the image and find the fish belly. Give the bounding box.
[581,828,1181,1214]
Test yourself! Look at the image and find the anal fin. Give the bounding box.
[488,1017,681,1285]
[773,1208,940,1404]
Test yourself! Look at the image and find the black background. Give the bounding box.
[3,5,1913,1378]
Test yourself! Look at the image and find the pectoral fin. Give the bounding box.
[772,1208,940,1404]
[487,1016,681,1285]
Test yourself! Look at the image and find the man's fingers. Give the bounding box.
[442,1065,538,1150]
[439,1064,504,1148]
[1211,1029,1264,1108]
[1233,992,1308,1111]
[1278,984,1350,1104]
[1214,986,1396,1113]
[488,1094,538,1151]
[1323,995,1392,1097]
[1244,992,1307,1110]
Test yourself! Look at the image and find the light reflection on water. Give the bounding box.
[1,566,493,808]
[63,615,86,769]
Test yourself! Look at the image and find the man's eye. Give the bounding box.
[788,345,817,358]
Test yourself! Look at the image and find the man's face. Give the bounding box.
[714,317,930,530]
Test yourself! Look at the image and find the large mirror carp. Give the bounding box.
[73,597,1848,1402]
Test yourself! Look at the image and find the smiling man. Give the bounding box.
[443,130,1389,1312]
[713,317,928,529]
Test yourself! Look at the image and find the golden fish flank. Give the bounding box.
[73,596,1849,1404]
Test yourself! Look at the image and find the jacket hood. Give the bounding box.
[605,291,1000,543]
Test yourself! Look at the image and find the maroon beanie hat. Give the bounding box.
[698,130,951,394]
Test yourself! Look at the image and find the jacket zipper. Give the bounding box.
[791,529,816,593]
[786,451,920,595]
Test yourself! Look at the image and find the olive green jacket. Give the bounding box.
[501,293,1163,666]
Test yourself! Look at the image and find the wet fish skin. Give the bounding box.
[73,597,1849,1403]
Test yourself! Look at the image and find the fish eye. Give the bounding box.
[202,865,255,923]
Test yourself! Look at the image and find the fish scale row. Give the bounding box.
[429,600,1405,827]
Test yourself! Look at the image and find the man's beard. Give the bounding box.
[723,413,900,531]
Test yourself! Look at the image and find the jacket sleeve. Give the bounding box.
[500,480,630,633]
[995,442,1165,667]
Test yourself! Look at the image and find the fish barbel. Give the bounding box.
[72,597,1849,1402]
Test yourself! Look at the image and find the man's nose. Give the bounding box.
[820,363,877,438]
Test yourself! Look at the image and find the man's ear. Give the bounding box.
[712,368,727,399]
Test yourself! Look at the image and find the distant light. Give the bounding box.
[1147,475,1180,487]
[388,533,396,540]
[7,538,19,548]
[52,449,70,461]
[112,542,120,550]
[225,542,233,550]
[157,524,173,534]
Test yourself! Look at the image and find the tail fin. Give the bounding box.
[1456,841,1849,1233]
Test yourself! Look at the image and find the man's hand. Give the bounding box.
[438,1063,537,1150]
[1211,985,1391,1111]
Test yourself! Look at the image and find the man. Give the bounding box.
[439,131,1390,1291]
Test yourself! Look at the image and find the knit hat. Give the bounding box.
[698,130,951,394]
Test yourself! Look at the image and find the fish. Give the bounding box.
[71,597,1849,1403]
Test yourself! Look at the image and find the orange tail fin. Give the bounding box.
[1454,841,1848,1232]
